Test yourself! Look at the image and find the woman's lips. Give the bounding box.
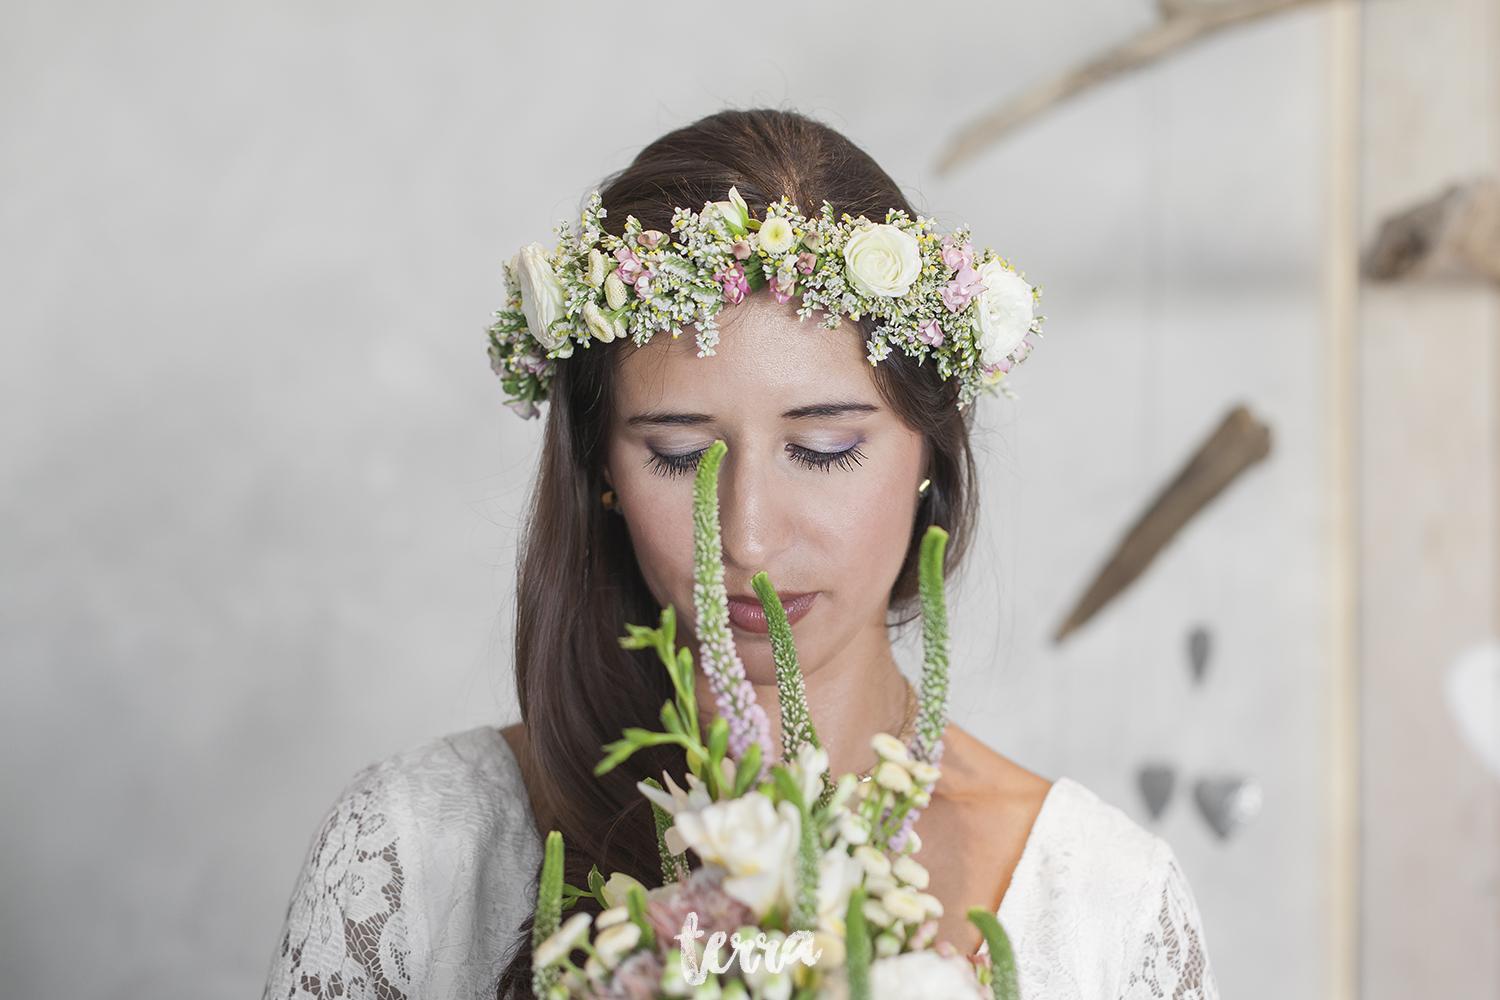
[726,592,818,634]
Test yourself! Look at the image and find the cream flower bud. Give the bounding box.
[595,905,630,929]
[601,872,645,908]
[515,243,567,349]
[916,891,944,917]
[534,911,592,968]
[759,217,795,255]
[875,932,902,958]
[871,733,911,765]
[593,921,641,968]
[908,761,941,786]
[837,812,869,845]
[892,856,930,890]
[602,272,627,312]
[864,873,897,897]
[713,186,751,235]
[875,760,914,795]
[582,301,616,342]
[903,830,922,855]
[586,248,608,286]
[861,897,894,928]
[810,931,845,968]
[801,230,825,251]
[853,845,892,879]
[883,887,927,924]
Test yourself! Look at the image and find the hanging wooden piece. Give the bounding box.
[937,0,1329,174]
[1053,406,1272,642]
[1364,177,1500,283]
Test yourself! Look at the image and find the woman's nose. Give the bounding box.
[716,449,793,573]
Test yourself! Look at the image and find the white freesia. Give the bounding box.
[842,224,921,298]
[534,911,592,968]
[712,187,751,235]
[870,951,985,1000]
[796,744,829,804]
[816,848,865,931]
[601,871,645,908]
[671,794,799,916]
[972,260,1034,366]
[515,243,567,349]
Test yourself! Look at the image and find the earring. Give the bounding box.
[601,490,620,513]
[917,478,931,498]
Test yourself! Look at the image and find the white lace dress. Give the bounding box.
[262,728,1218,1000]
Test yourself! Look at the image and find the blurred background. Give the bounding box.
[2,0,1497,997]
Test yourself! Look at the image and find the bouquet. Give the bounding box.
[528,441,1019,1000]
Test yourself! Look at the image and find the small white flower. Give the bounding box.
[514,243,567,349]
[870,951,984,1000]
[816,848,865,929]
[864,873,897,897]
[875,760,914,795]
[892,856,930,890]
[883,886,927,924]
[601,872,645,908]
[593,920,641,968]
[909,761,941,786]
[862,897,894,928]
[795,744,829,803]
[852,845,891,879]
[759,217,796,255]
[595,905,630,929]
[534,911,592,968]
[586,248,608,286]
[842,223,921,298]
[582,301,616,342]
[916,891,944,917]
[972,260,1034,367]
[875,932,902,958]
[837,812,870,845]
[904,831,923,855]
[871,733,911,765]
[810,930,844,968]
[604,270,629,310]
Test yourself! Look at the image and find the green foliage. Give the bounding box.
[914,526,951,760]
[532,831,565,997]
[845,887,872,1000]
[644,777,687,883]
[625,885,657,952]
[967,909,1020,1000]
[751,571,821,761]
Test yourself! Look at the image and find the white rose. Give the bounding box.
[870,951,985,1000]
[515,243,567,349]
[842,224,921,298]
[671,794,799,917]
[972,260,1034,366]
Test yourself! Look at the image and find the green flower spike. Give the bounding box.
[967,908,1020,1000]
[532,831,565,998]
[913,526,951,763]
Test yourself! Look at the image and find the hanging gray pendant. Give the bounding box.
[1188,626,1212,684]
[1194,776,1262,838]
[1138,764,1176,820]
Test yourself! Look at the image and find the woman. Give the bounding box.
[264,109,1217,1000]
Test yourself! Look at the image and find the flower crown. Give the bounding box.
[487,188,1043,418]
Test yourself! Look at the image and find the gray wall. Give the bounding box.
[2,2,1350,997]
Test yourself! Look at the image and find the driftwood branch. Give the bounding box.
[1054,405,1272,642]
[1364,177,1500,283]
[937,0,1328,174]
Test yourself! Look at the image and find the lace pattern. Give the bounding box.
[1120,856,1215,1000]
[266,765,415,1000]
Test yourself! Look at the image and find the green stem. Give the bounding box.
[966,909,1019,1000]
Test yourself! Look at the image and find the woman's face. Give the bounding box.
[606,292,927,686]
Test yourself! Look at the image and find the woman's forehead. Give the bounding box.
[615,296,879,414]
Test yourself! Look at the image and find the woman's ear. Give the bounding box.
[602,465,614,489]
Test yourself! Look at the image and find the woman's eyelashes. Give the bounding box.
[643,441,868,478]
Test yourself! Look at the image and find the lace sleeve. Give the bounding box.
[263,765,417,1000]
[1119,853,1219,1000]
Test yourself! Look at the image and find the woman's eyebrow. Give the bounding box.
[626,411,714,427]
[781,402,880,420]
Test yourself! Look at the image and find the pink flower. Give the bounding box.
[731,240,753,260]
[646,867,757,949]
[770,271,797,304]
[940,237,974,272]
[611,951,665,1000]
[637,230,667,249]
[940,265,987,313]
[917,318,944,347]
[715,262,749,304]
[615,247,648,284]
[796,251,818,274]
[635,274,654,299]
[911,921,939,950]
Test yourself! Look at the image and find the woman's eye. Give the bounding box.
[786,442,867,473]
[645,448,707,479]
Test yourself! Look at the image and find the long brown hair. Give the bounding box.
[497,109,978,997]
